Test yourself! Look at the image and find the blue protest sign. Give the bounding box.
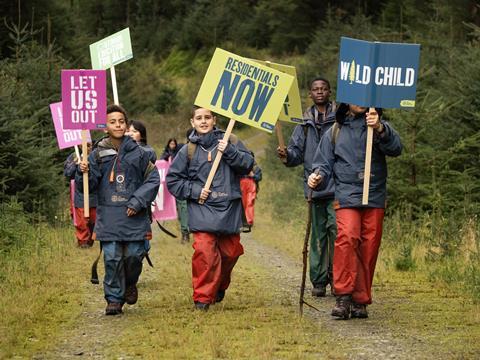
[336,37,420,109]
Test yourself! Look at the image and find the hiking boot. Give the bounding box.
[311,285,327,297]
[105,302,123,315]
[194,302,210,311]
[242,225,252,233]
[331,295,352,320]
[351,303,368,318]
[125,284,138,305]
[215,290,226,303]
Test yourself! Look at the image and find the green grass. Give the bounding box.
[103,229,348,359]
[0,221,86,358]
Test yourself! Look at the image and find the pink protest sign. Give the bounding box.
[50,102,91,149]
[61,69,107,130]
[152,160,178,221]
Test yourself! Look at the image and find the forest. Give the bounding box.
[1,1,480,358]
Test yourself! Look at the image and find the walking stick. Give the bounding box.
[299,172,321,316]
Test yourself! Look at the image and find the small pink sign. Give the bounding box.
[50,102,91,149]
[152,160,178,221]
[61,69,107,130]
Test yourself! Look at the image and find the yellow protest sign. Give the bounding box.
[195,48,294,133]
[253,60,303,124]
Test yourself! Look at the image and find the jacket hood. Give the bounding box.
[97,135,138,153]
[189,128,224,147]
[335,103,383,125]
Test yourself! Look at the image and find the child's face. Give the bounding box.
[191,108,216,135]
[106,112,127,139]
[168,141,176,150]
[309,80,331,106]
[127,125,141,142]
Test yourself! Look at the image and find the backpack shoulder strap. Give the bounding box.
[331,122,342,146]
[187,142,197,162]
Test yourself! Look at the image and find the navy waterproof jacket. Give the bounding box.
[284,103,336,200]
[64,153,98,208]
[76,136,160,242]
[312,105,402,208]
[139,142,157,163]
[166,129,254,234]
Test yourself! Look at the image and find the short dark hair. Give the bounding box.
[191,105,215,118]
[309,77,331,90]
[107,104,128,123]
[130,120,148,144]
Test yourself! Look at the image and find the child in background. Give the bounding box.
[239,157,262,232]
[64,143,97,248]
[127,120,157,163]
[77,104,160,315]
[166,106,254,310]
[160,137,190,243]
[126,119,157,253]
[277,77,337,297]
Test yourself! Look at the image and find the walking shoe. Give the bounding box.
[194,302,210,311]
[125,284,138,305]
[351,303,368,318]
[215,290,226,303]
[331,295,352,320]
[105,302,123,315]
[311,285,327,297]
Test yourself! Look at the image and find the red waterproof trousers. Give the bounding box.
[333,208,384,304]
[240,177,256,225]
[192,232,244,304]
[74,207,97,246]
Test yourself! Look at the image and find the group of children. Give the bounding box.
[64,75,401,319]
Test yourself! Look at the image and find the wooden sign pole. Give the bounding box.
[362,107,375,205]
[74,145,81,163]
[110,65,119,105]
[199,118,236,205]
[275,121,285,150]
[81,130,90,218]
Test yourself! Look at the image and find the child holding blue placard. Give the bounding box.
[77,104,160,315]
[166,106,254,311]
[308,103,402,319]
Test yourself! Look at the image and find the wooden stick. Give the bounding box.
[74,145,81,163]
[110,65,119,105]
[275,121,285,149]
[82,130,90,218]
[362,107,375,205]
[199,119,236,205]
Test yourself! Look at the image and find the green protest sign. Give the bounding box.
[90,28,133,70]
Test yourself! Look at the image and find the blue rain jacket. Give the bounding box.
[312,104,402,208]
[76,136,160,241]
[166,129,254,234]
[64,153,98,208]
[284,104,336,199]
